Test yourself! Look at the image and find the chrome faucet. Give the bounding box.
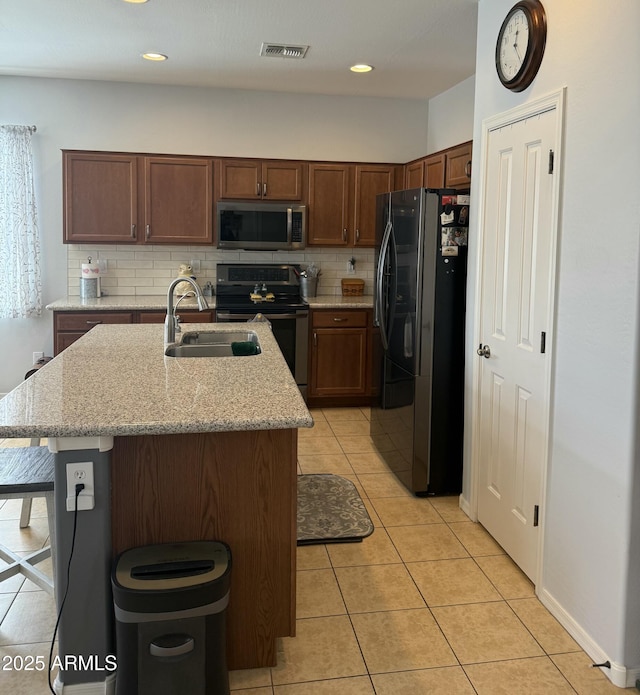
[165,276,209,346]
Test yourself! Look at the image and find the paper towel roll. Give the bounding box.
[81,262,101,278]
[81,257,101,298]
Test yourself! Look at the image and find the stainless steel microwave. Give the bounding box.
[216,201,306,251]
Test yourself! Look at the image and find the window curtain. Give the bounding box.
[0,125,42,318]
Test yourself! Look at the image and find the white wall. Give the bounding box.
[426,76,475,153]
[0,76,429,394]
[465,0,640,683]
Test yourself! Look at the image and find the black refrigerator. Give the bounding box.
[371,188,469,495]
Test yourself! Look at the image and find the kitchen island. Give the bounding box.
[0,322,312,692]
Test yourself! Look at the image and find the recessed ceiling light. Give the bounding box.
[122,0,149,4]
[350,64,373,73]
[142,53,168,62]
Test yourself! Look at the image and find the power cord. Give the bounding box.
[48,483,84,695]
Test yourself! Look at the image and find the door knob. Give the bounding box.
[477,343,491,358]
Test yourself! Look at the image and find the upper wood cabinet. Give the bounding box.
[63,143,469,247]
[354,165,399,246]
[444,142,472,188]
[143,157,213,244]
[63,151,213,244]
[404,153,446,190]
[63,152,139,243]
[307,163,351,245]
[404,142,471,191]
[425,153,446,188]
[405,160,425,189]
[308,163,401,247]
[219,159,305,201]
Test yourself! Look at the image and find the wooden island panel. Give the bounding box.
[110,428,297,670]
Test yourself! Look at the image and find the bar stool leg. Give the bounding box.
[19,498,33,528]
[18,439,42,529]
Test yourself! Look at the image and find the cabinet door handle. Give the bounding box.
[131,224,136,238]
[342,228,347,242]
[145,224,150,239]
[465,160,472,178]
[333,317,346,322]
[313,332,317,347]
[256,182,261,197]
[263,182,267,196]
[85,320,102,326]
[356,229,360,242]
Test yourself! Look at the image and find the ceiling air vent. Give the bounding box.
[260,43,309,59]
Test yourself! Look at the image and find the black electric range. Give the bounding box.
[215,263,306,312]
[215,263,309,396]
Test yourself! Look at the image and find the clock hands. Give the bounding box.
[513,28,523,66]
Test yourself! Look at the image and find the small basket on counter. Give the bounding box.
[341,278,365,296]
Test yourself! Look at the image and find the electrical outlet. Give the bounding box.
[66,461,95,511]
[189,259,201,273]
[32,351,44,364]
[96,259,107,273]
[347,260,356,275]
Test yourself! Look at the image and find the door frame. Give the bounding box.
[467,88,566,587]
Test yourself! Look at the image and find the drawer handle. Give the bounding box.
[85,320,102,325]
[333,317,346,322]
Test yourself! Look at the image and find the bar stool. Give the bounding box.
[0,446,55,595]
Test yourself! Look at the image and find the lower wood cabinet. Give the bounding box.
[53,309,214,355]
[308,309,373,406]
[54,311,134,354]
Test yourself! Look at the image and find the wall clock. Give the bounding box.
[495,0,547,92]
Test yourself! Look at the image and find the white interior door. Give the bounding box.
[476,99,561,581]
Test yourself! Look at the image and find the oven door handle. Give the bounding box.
[217,311,308,321]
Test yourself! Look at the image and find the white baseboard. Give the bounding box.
[538,588,639,688]
[54,673,115,694]
[459,493,475,520]
[456,496,638,688]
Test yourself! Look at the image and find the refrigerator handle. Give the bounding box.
[376,217,393,351]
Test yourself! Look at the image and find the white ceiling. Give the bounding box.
[0,0,478,100]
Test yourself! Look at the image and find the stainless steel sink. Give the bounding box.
[181,331,258,346]
[164,331,261,358]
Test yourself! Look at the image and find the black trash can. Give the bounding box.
[112,541,231,695]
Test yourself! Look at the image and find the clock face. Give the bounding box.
[498,9,530,82]
[495,0,547,92]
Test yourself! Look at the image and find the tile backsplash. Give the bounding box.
[67,246,375,297]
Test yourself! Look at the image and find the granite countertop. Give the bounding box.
[46,294,373,311]
[304,294,373,309]
[0,323,312,439]
[46,295,216,311]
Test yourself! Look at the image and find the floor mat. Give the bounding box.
[297,473,374,545]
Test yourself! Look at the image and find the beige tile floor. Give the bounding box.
[0,414,634,693]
